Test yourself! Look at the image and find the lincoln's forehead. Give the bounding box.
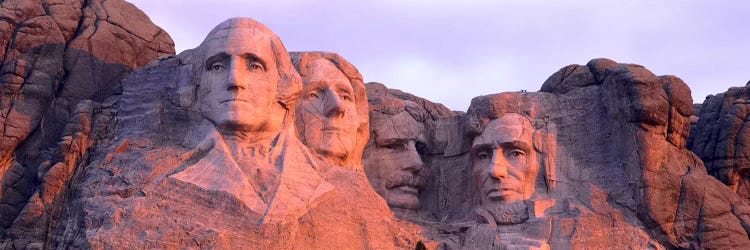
[473,114,533,147]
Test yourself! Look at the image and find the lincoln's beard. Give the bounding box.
[480,201,529,225]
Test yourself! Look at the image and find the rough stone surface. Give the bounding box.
[690,87,750,203]
[0,0,174,247]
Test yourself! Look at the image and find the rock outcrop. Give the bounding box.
[690,86,750,203]
[0,0,174,247]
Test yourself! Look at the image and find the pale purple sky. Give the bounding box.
[129,0,750,111]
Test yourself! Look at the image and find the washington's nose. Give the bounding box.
[489,151,508,179]
[226,58,247,91]
[323,89,345,118]
[401,140,424,173]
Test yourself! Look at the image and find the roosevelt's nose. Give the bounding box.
[489,151,508,179]
[401,140,424,173]
[322,89,345,118]
[226,57,248,91]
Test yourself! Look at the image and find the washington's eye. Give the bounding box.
[249,62,265,71]
[209,63,225,71]
[507,150,525,159]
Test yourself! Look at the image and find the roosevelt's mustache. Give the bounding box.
[385,172,426,189]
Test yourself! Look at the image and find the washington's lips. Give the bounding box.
[220,98,251,104]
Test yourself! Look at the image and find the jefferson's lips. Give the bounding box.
[393,185,419,195]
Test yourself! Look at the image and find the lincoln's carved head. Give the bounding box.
[472,113,540,206]
[291,52,369,169]
[194,18,300,140]
[467,108,556,225]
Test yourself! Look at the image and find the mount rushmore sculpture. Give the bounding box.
[1,2,750,249]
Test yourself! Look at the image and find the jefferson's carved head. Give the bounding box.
[290,52,369,169]
[194,18,300,138]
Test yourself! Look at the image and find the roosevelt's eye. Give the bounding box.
[507,150,525,159]
[249,62,265,71]
[476,150,490,160]
[384,143,405,151]
[415,141,427,154]
[306,92,319,100]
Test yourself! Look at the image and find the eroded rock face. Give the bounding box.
[690,87,750,202]
[0,0,173,247]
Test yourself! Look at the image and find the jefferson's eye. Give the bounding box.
[341,94,352,101]
[249,62,265,71]
[507,150,525,159]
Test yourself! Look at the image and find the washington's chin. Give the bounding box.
[385,188,421,210]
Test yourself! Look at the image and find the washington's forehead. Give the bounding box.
[205,26,272,41]
[201,28,274,57]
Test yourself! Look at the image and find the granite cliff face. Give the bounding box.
[690,85,750,204]
[1,2,750,250]
[0,0,173,247]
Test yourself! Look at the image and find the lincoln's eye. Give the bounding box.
[477,151,490,160]
[249,62,265,71]
[507,150,525,159]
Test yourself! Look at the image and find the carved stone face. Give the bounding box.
[364,111,427,210]
[297,59,359,159]
[472,114,540,206]
[198,25,282,134]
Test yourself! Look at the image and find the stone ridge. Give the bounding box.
[0,0,174,248]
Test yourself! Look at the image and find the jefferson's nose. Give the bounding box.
[323,89,345,118]
[401,140,424,173]
[489,151,508,179]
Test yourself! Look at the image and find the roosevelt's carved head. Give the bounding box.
[363,85,431,210]
[290,52,369,169]
[194,18,301,140]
